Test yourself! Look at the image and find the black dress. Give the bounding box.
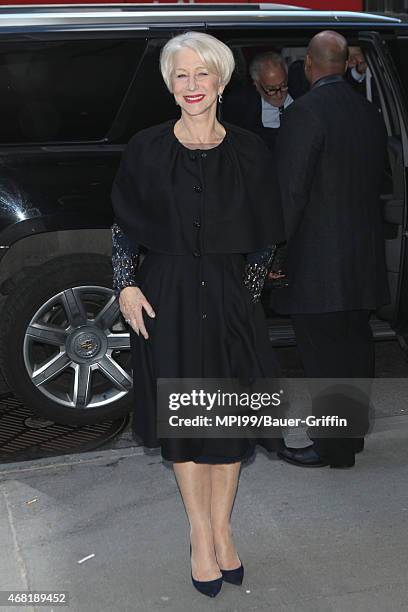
[111,119,285,463]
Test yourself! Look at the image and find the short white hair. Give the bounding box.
[160,31,235,92]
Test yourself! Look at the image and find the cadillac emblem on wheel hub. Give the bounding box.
[74,332,101,360]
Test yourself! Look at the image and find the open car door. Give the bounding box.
[359,30,408,346]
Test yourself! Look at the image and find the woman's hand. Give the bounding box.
[119,286,155,340]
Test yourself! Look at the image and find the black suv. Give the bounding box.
[0,4,407,425]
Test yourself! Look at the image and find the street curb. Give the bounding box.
[0,445,151,478]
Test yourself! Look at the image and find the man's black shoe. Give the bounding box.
[354,438,364,453]
[278,443,356,468]
[277,444,328,467]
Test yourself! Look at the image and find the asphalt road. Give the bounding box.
[1,405,407,612]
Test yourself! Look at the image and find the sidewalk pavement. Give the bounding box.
[1,409,407,612]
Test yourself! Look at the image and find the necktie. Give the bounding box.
[278,105,284,123]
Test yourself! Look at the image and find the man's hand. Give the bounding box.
[119,286,155,340]
[268,270,286,280]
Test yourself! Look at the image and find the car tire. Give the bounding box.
[0,254,133,425]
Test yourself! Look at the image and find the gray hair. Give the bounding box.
[249,51,287,82]
[160,31,235,93]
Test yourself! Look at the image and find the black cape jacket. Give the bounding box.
[111,118,284,255]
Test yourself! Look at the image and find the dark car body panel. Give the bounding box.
[0,5,407,335]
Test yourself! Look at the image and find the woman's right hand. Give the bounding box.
[119,286,155,340]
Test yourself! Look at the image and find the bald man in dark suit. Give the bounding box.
[275,31,389,468]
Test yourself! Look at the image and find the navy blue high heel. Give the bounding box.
[220,562,244,585]
[190,544,223,598]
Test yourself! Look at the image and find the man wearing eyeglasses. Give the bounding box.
[251,51,294,129]
[222,51,294,153]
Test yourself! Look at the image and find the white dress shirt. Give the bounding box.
[351,66,366,83]
[261,93,294,128]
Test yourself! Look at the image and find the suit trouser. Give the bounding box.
[291,310,373,464]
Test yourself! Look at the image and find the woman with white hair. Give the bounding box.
[111,31,284,598]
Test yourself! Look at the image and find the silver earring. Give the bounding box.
[218,93,223,104]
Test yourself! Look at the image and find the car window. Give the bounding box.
[110,38,179,141]
[0,38,147,144]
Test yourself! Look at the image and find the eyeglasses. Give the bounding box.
[257,81,289,97]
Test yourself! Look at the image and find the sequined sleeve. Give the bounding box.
[111,223,140,298]
[243,245,278,303]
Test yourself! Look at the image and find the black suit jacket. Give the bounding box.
[345,68,366,96]
[222,85,280,152]
[274,78,390,314]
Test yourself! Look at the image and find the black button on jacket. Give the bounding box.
[111,118,284,255]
